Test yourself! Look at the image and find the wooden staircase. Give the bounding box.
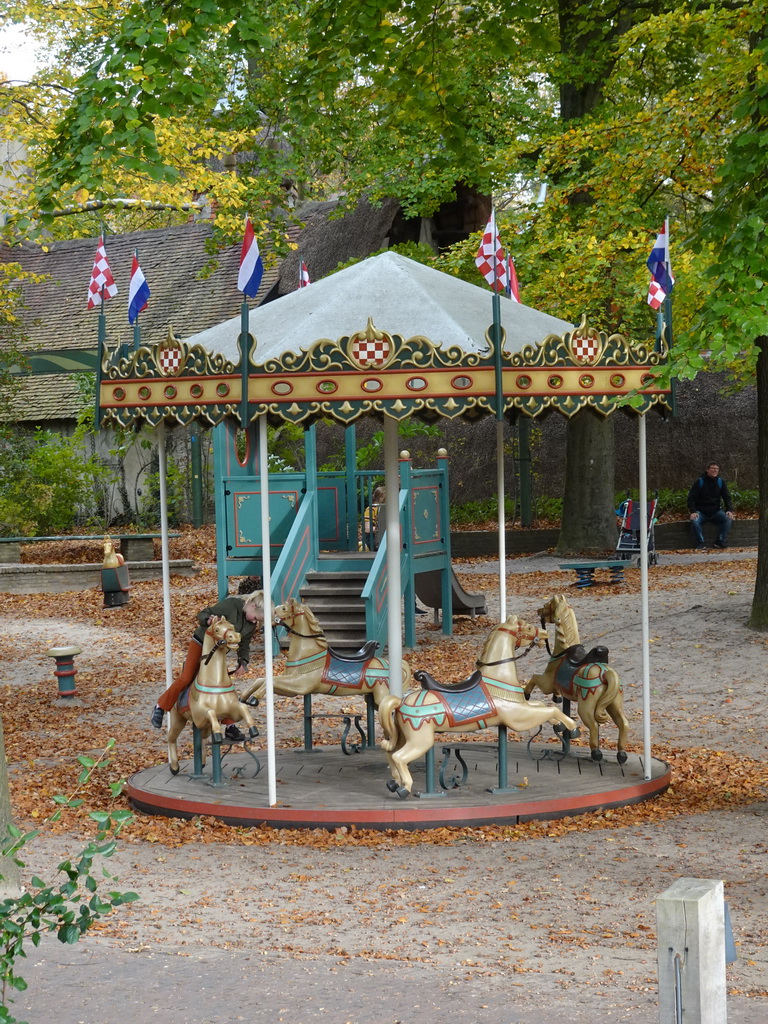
[298,562,371,652]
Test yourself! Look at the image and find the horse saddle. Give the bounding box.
[415,668,483,694]
[326,640,380,663]
[562,643,609,667]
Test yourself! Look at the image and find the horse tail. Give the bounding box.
[378,695,402,753]
[594,666,622,723]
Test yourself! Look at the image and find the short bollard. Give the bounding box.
[46,646,82,702]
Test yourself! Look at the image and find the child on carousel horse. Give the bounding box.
[151,578,264,740]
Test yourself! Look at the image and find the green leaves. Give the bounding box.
[0,741,137,1020]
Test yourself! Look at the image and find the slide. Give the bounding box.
[415,566,487,618]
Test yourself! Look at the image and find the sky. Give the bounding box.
[0,24,41,81]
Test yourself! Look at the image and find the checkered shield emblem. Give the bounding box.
[155,332,186,376]
[349,317,393,369]
[567,327,603,365]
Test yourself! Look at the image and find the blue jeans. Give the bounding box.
[691,510,732,548]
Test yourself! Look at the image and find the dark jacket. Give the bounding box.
[687,474,733,517]
[193,596,257,665]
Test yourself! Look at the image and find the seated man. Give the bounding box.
[687,462,735,550]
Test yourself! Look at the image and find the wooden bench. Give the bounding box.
[0,532,180,564]
[559,560,628,589]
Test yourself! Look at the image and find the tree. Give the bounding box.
[2,0,763,568]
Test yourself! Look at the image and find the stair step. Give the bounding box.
[307,573,370,581]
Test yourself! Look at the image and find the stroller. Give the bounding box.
[615,495,659,566]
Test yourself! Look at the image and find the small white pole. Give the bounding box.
[258,415,277,807]
[383,415,403,698]
[496,420,507,621]
[638,414,652,780]
[156,421,173,690]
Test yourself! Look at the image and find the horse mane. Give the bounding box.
[301,603,323,635]
[552,596,580,653]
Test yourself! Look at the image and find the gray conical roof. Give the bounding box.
[186,251,572,363]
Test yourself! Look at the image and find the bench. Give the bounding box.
[559,560,628,589]
[0,532,180,564]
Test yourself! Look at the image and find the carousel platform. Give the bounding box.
[127,740,670,831]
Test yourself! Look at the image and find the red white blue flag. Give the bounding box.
[506,252,521,303]
[238,216,264,298]
[87,234,118,309]
[647,225,675,310]
[128,251,151,324]
[299,260,311,288]
[475,212,507,293]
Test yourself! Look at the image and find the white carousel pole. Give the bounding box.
[496,419,507,621]
[258,414,277,806]
[156,421,173,690]
[383,414,404,698]
[638,413,652,780]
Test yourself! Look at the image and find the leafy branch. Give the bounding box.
[0,738,139,1024]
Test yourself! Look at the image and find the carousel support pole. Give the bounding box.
[190,431,204,528]
[365,693,376,748]
[156,421,173,691]
[383,414,404,698]
[258,414,278,806]
[191,725,206,779]
[345,424,358,550]
[638,414,652,780]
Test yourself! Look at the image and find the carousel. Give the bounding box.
[97,251,671,829]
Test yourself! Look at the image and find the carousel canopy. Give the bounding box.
[98,252,670,429]
[188,251,573,363]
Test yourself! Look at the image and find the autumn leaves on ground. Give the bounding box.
[1,525,766,852]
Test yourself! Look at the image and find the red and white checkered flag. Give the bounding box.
[475,212,508,293]
[87,234,118,309]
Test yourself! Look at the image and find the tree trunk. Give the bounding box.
[557,408,617,554]
[0,716,20,897]
[749,335,768,629]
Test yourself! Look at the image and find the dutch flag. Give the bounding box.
[646,225,675,310]
[127,251,150,324]
[238,216,265,298]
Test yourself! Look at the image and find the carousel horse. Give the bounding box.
[167,616,259,774]
[378,615,577,798]
[523,593,629,763]
[102,535,124,568]
[240,596,411,705]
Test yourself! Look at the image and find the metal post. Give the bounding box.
[656,878,727,1024]
[46,646,82,702]
[190,431,204,527]
[518,417,533,527]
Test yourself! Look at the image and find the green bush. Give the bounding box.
[0,428,101,537]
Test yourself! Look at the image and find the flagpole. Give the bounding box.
[240,300,250,428]
[133,248,142,352]
[258,414,277,806]
[490,210,507,621]
[95,284,106,430]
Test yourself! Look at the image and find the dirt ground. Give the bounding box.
[2,548,767,1023]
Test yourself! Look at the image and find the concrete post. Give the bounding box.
[656,878,727,1024]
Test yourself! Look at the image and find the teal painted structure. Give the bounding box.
[213,422,453,648]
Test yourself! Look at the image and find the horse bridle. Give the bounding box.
[202,625,236,665]
[272,606,324,641]
[540,614,554,657]
[476,623,540,669]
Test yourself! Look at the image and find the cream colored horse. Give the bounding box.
[524,594,629,763]
[378,615,577,798]
[167,616,258,774]
[241,596,411,705]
